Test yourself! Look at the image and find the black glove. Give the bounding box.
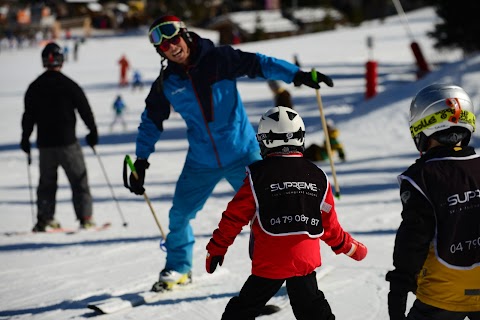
[20,138,30,155]
[206,253,224,274]
[293,71,334,89]
[129,159,149,195]
[85,130,98,148]
[387,288,408,320]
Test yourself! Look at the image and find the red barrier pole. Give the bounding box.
[411,41,430,79]
[365,60,378,99]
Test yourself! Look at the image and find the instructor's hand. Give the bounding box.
[293,71,334,89]
[129,159,149,195]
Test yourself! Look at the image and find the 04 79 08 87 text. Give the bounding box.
[270,214,320,226]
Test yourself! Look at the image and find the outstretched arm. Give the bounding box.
[320,183,367,261]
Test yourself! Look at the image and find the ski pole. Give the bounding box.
[124,155,167,241]
[311,68,341,199]
[26,154,35,225]
[92,147,128,227]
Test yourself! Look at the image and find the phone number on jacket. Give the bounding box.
[270,215,320,226]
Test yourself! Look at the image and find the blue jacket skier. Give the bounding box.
[125,15,334,292]
[110,94,127,131]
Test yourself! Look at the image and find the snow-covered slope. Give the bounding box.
[0,7,478,320]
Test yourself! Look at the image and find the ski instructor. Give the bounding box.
[125,15,334,292]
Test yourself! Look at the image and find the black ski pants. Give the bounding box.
[37,142,92,222]
[221,271,335,320]
[408,300,480,320]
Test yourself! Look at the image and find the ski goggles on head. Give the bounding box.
[148,21,186,45]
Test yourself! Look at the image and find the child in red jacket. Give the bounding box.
[206,106,367,320]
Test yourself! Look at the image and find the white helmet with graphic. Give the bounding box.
[409,84,476,152]
[257,106,305,157]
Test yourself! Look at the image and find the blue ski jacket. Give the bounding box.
[136,32,300,168]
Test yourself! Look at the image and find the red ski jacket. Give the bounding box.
[208,154,349,279]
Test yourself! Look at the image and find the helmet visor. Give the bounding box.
[149,21,185,45]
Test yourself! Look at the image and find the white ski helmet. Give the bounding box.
[257,106,305,157]
[409,84,476,152]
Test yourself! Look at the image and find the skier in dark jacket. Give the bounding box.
[125,15,335,292]
[386,84,480,320]
[20,42,98,232]
[206,106,367,319]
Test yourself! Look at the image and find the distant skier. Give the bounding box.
[131,70,143,91]
[293,54,301,87]
[206,106,367,319]
[73,38,80,61]
[293,53,301,68]
[118,54,129,87]
[267,80,293,109]
[386,84,480,320]
[62,44,69,62]
[304,119,346,162]
[110,94,127,131]
[20,42,98,232]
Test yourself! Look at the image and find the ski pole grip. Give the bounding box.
[125,155,139,180]
[311,68,318,83]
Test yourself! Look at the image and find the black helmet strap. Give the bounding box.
[257,128,305,144]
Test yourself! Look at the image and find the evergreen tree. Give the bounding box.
[429,0,480,53]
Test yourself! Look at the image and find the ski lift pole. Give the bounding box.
[311,69,341,199]
[391,0,429,78]
[92,147,128,227]
[391,0,415,41]
[26,154,35,225]
[124,155,167,241]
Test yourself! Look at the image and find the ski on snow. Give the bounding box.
[88,286,281,316]
[88,290,166,314]
[3,222,112,236]
[88,283,199,314]
[87,266,334,315]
